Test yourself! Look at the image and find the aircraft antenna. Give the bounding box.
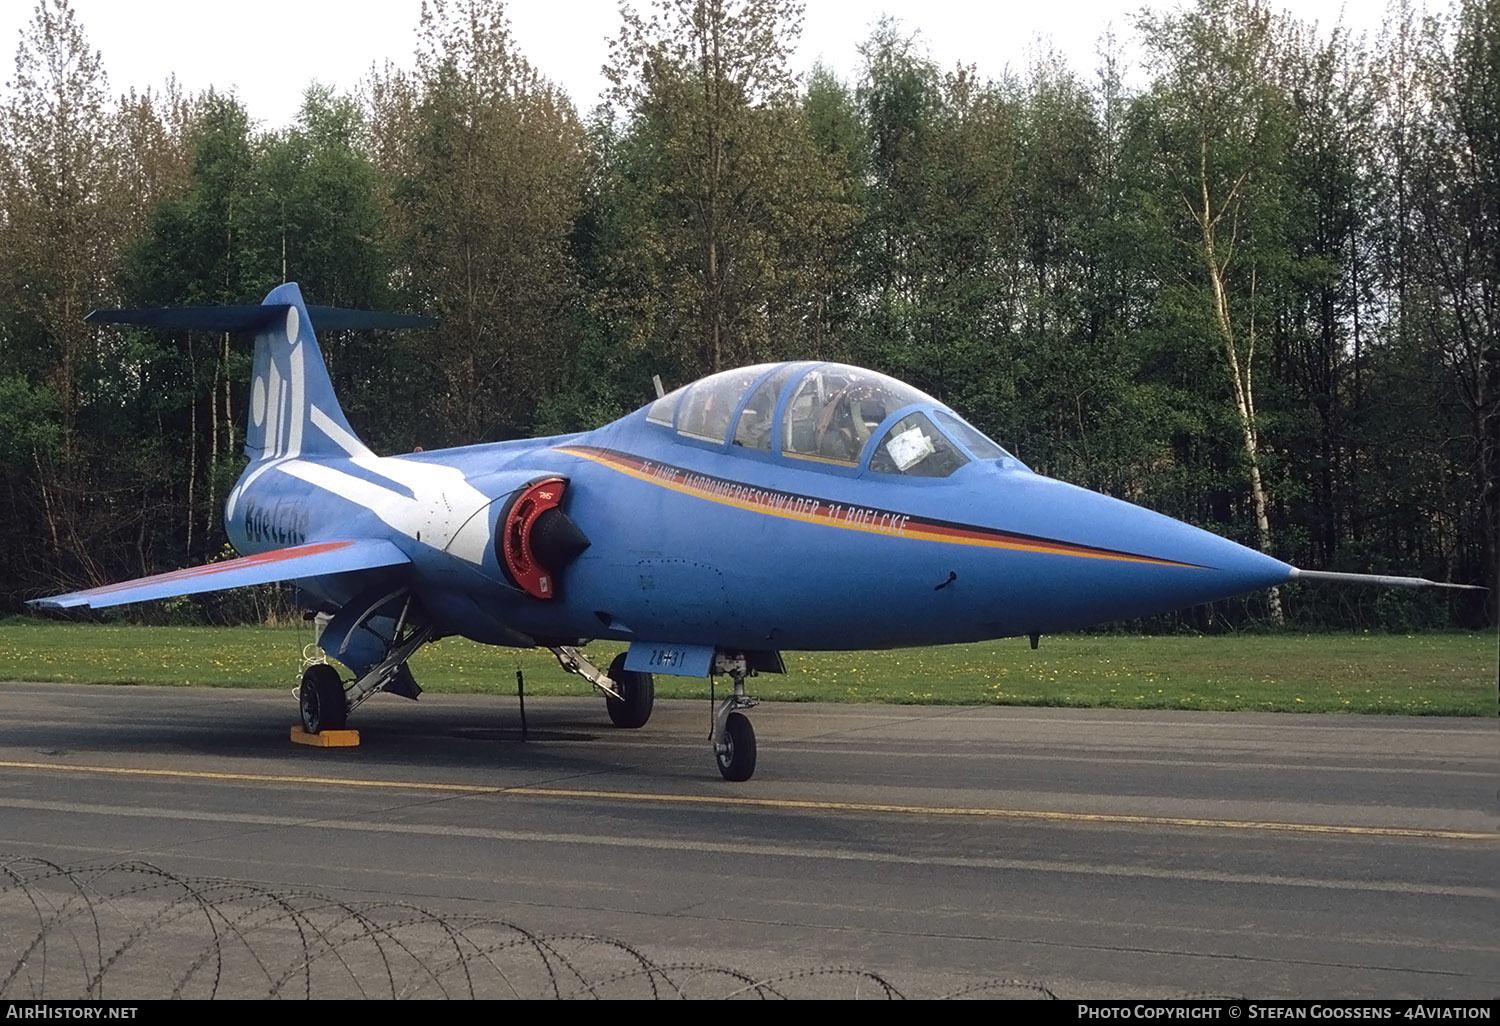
[1290,568,1485,590]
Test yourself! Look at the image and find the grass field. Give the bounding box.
[1,619,1493,715]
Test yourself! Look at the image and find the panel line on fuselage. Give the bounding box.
[555,444,1206,568]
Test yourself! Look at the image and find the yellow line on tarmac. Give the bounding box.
[1,760,1493,841]
[0,760,499,794]
[507,787,1498,840]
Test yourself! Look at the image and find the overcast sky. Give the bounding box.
[3,0,1395,129]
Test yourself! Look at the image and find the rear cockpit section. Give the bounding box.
[678,363,784,443]
[733,363,801,450]
[781,364,923,467]
[641,361,1020,477]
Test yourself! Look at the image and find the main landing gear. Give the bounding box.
[605,653,654,728]
[298,663,346,732]
[711,652,759,781]
[296,616,761,782]
[549,645,655,729]
[297,595,433,736]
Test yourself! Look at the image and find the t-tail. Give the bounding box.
[86,283,433,463]
[243,282,367,462]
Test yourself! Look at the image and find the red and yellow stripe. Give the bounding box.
[556,445,1202,568]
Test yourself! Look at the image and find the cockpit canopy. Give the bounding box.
[644,362,1014,477]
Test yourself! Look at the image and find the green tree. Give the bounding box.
[852,28,1010,403]
[1369,0,1500,615]
[0,0,128,591]
[1135,0,1300,622]
[372,0,586,445]
[248,87,402,451]
[598,0,853,381]
[1267,24,1377,587]
[1441,0,1499,613]
[799,65,866,355]
[115,93,261,569]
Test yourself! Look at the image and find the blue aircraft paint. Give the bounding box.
[36,539,410,609]
[626,641,716,677]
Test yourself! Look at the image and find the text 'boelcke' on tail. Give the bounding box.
[86,282,435,463]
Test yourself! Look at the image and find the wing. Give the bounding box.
[28,539,410,611]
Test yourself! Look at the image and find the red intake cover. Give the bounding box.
[501,477,568,600]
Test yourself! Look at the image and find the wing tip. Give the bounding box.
[25,539,411,612]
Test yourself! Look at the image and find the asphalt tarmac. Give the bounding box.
[0,681,1494,999]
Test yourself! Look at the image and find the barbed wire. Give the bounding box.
[0,855,1080,999]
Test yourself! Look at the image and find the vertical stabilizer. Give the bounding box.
[244,282,372,463]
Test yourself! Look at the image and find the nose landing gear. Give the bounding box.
[711,652,759,781]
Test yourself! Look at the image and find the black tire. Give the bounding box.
[605,653,654,728]
[299,663,347,734]
[715,711,756,782]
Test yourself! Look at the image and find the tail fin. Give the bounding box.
[86,282,434,462]
[244,282,367,461]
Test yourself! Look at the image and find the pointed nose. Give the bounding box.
[996,474,1293,630]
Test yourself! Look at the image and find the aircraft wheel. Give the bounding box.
[715,711,756,782]
[605,653,654,728]
[299,664,347,734]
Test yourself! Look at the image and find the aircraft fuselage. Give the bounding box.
[224,393,1292,655]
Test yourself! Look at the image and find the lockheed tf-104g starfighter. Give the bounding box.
[32,284,1474,780]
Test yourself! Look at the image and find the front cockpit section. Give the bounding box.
[641,361,1021,478]
[866,411,969,477]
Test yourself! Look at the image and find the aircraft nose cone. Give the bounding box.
[1198,528,1293,589]
[1172,524,1295,602]
[995,474,1294,630]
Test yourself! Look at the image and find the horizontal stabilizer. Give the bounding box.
[87,305,286,332]
[1290,568,1487,591]
[86,305,434,333]
[304,306,436,332]
[28,539,410,611]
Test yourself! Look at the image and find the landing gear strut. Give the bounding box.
[549,645,656,729]
[711,652,759,781]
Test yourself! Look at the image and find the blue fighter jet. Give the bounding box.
[31,283,1474,780]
